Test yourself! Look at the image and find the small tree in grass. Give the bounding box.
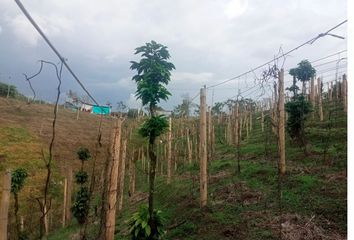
[130,40,175,239]
[72,147,91,239]
[11,168,28,239]
[289,60,316,95]
[286,60,315,155]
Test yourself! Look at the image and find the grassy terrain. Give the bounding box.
[0,97,346,239]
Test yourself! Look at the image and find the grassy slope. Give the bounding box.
[0,97,346,239]
[113,102,346,240]
[0,97,113,237]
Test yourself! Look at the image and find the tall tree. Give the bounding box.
[130,40,175,237]
[288,60,316,95]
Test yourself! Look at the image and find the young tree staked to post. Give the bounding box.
[130,40,175,237]
[11,168,28,239]
[286,60,315,155]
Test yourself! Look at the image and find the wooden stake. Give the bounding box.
[249,108,253,132]
[105,118,123,240]
[343,74,347,112]
[44,200,49,235]
[20,216,24,232]
[62,177,67,227]
[187,129,192,164]
[318,78,323,121]
[199,87,207,207]
[118,140,127,211]
[65,166,72,225]
[207,106,212,161]
[234,102,239,145]
[278,69,286,175]
[310,76,315,119]
[129,149,136,197]
[167,117,172,184]
[0,170,11,240]
[261,107,264,132]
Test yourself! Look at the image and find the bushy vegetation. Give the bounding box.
[129,204,165,240]
[72,148,91,226]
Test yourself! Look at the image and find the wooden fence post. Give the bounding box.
[167,117,172,184]
[310,76,315,119]
[0,170,11,240]
[278,69,286,175]
[261,106,264,132]
[129,149,136,197]
[105,118,123,240]
[207,106,212,161]
[343,74,347,112]
[187,129,192,164]
[199,86,208,207]
[318,77,323,121]
[65,166,72,225]
[62,177,67,227]
[118,140,127,211]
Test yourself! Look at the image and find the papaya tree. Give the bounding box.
[72,147,91,239]
[130,40,175,239]
[11,168,28,239]
[289,60,316,95]
[286,60,315,154]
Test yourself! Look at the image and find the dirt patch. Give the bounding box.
[209,170,232,183]
[213,182,262,205]
[129,191,148,205]
[324,171,347,182]
[267,214,346,240]
[222,224,248,239]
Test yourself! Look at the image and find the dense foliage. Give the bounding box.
[11,168,28,194]
[75,170,89,184]
[138,115,169,139]
[130,40,175,109]
[77,147,91,161]
[129,205,165,240]
[72,147,91,226]
[285,94,312,146]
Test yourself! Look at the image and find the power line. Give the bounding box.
[14,0,100,106]
[310,49,347,63]
[207,20,347,89]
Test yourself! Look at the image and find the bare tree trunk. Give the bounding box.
[199,87,208,207]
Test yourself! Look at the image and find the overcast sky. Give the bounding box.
[0,0,347,110]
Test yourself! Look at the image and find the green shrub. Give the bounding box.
[75,170,88,184]
[71,187,90,225]
[129,205,165,240]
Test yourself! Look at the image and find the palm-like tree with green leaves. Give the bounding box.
[130,40,175,238]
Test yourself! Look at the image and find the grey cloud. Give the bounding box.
[0,0,347,109]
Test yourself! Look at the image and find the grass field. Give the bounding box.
[0,97,347,239]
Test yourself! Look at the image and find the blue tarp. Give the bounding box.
[92,105,111,115]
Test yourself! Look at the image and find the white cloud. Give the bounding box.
[224,0,249,19]
[171,72,214,84]
[126,93,141,109]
